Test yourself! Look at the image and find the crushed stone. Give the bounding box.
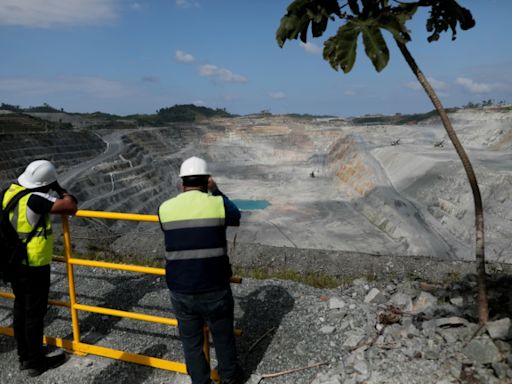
[1,264,512,383]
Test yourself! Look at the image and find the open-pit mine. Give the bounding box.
[1,107,511,275]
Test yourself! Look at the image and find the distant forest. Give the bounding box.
[1,100,510,128]
[351,99,510,125]
[1,102,64,113]
[134,104,233,125]
[0,103,234,126]
[350,109,452,125]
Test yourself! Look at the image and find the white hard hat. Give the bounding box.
[179,156,209,177]
[18,160,58,189]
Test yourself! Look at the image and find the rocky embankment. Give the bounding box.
[289,275,512,384]
[1,266,512,384]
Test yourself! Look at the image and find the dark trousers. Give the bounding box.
[10,264,51,365]
[170,287,239,384]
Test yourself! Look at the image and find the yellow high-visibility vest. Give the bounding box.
[2,184,54,266]
[159,190,226,260]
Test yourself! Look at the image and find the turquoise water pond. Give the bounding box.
[232,199,270,210]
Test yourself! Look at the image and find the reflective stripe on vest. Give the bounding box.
[2,184,54,266]
[159,190,226,261]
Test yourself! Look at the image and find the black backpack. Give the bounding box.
[0,188,43,283]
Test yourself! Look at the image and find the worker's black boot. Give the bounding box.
[25,352,67,377]
[223,366,245,384]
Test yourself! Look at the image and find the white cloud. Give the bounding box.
[75,77,130,97]
[199,64,247,83]
[404,81,421,91]
[429,78,448,90]
[0,76,131,98]
[0,0,118,28]
[456,77,494,93]
[192,100,205,105]
[269,91,286,100]
[300,41,323,55]
[176,0,200,8]
[175,50,195,64]
[404,77,447,92]
[0,78,48,95]
[344,90,356,96]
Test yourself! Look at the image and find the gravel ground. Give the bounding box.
[1,263,512,384]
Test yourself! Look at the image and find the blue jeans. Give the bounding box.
[170,287,240,384]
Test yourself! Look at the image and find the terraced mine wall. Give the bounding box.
[0,129,105,185]
[66,124,220,228]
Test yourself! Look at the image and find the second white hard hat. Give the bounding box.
[179,156,209,177]
[18,160,58,189]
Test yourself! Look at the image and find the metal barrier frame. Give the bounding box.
[0,209,241,379]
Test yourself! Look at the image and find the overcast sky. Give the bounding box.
[0,0,510,117]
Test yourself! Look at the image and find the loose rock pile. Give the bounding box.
[1,268,511,384]
[240,274,512,384]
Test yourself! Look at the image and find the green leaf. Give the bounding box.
[379,16,408,44]
[311,14,328,37]
[347,0,360,15]
[393,3,418,23]
[276,0,342,47]
[276,12,310,47]
[378,3,417,44]
[323,20,360,73]
[361,24,389,72]
[424,0,475,42]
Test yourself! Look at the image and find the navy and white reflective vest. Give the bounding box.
[158,190,232,293]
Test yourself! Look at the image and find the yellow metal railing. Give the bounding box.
[0,209,242,379]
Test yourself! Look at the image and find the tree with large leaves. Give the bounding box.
[277,0,489,324]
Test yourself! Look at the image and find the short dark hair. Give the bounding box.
[182,175,209,188]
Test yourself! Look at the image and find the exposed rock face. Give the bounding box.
[0,131,105,182]
[1,109,512,263]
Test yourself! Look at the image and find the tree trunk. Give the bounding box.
[395,40,488,324]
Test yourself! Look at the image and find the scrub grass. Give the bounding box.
[54,249,348,289]
[232,267,350,289]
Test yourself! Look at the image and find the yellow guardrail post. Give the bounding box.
[61,215,83,353]
[75,210,159,222]
[0,209,242,377]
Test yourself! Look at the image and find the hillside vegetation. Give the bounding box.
[3,101,510,129]
[0,112,72,132]
[1,102,233,128]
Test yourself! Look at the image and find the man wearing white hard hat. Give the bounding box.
[1,160,77,377]
[158,156,243,384]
